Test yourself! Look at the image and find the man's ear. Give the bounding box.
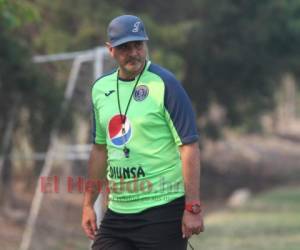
[105,42,114,57]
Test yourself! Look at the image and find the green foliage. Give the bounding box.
[182,0,300,127]
[0,1,63,151]
[0,0,39,30]
[28,0,123,53]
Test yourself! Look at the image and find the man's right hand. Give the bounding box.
[81,205,98,240]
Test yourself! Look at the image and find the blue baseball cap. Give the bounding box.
[107,15,149,47]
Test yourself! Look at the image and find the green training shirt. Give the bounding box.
[92,61,198,213]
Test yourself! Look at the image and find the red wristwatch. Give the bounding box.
[185,201,202,214]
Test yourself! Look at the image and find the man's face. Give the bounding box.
[108,41,147,78]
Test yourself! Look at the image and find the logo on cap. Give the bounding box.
[132,21,141,33]
[134,85,149,101]
[108,115,132,147]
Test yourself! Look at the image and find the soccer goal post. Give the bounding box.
[19,46,112,250]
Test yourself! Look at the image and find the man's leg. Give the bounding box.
[92,209,138,250]
[133,220,187,250]
[92,229,137,250]
[91,237,136,250]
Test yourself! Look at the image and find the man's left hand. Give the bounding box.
[182,210,204,238]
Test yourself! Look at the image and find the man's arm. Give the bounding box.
[81,144,107,240]
[180,142,204,238]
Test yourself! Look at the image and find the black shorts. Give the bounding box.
[92,196,187,250]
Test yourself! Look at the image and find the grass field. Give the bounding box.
[190,186,300,250]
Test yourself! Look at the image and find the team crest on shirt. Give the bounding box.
[134,85,149,102]
[108,115,132,147]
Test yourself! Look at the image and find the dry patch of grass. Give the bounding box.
[191,186,300,250]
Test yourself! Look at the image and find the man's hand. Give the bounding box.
[81,144,107,240]
[82,205,98,240]
[182,210,204,238]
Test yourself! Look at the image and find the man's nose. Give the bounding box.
[127,44,139,55]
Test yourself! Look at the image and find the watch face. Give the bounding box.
[192,204,201,214]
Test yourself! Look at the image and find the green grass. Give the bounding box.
[190,186,300,250]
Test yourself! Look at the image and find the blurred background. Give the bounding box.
[1,0,300,250]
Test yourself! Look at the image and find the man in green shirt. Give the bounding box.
[82,15,204,250]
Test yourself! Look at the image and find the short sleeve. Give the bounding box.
[91,96,106,145]
[163,78,199,145]
[148,63,199,145]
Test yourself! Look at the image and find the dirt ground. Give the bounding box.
[1,189,90,250]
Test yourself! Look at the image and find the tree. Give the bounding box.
[0,0,63,205]
[182,0,300,130]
